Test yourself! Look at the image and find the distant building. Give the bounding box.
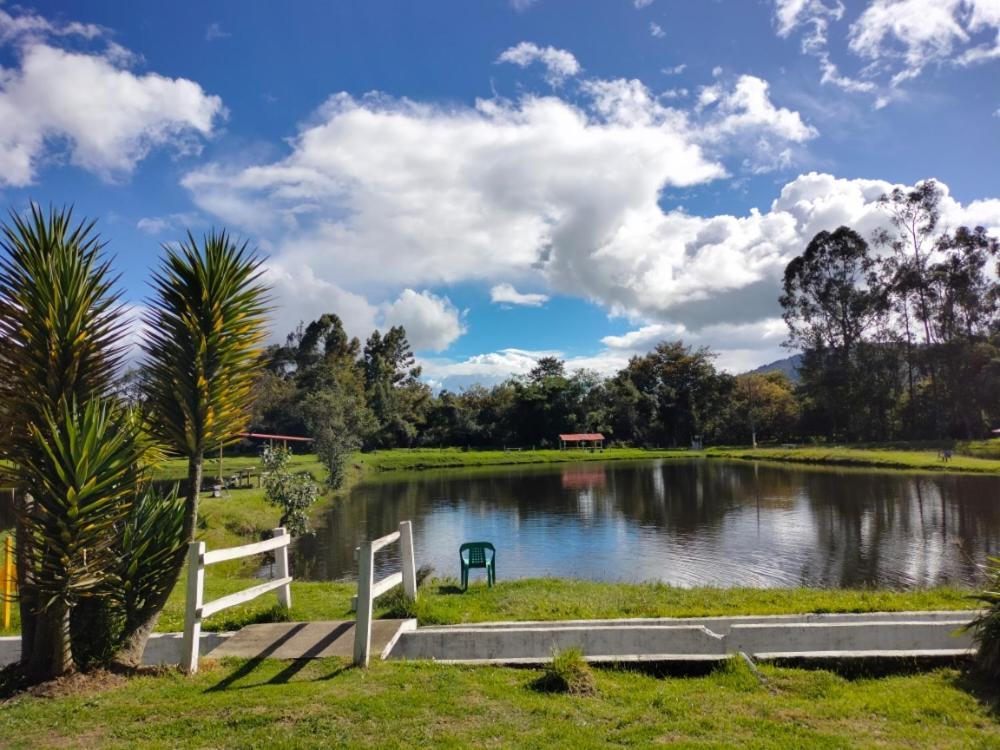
[558,432,605,450]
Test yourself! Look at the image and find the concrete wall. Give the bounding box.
[0,632,232,668]
[388,611,977,664]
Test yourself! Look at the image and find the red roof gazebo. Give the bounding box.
[558,432,605,450]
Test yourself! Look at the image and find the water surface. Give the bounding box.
[295,458,1000,588]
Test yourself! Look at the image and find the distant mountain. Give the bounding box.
[747,353,803,381]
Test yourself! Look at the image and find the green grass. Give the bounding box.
[2,657,998,748]
[357,446,692,472]
[2,577,976,637]
[703,445,1000,474]
[150,578,977,634]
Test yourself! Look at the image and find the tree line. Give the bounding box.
[250,179,1000,466]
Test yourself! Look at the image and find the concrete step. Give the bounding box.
[386,611,977,664]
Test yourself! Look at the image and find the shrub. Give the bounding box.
[967,557,1000,678]
[261,444,319,536]
[533,647,597,696]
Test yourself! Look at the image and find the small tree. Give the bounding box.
[119,230,269,665]
[261,444,319,535]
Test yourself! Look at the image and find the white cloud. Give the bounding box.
[490,282,550,307]
[509,0,540,11]
[696,75,817,171]
[634,0,655,7]
[775,0,1000,100]
[205,23,230,41]
[662,63,687,75]
[382,289,466,352]
[649,22,666,38]
[496,42,581,85]
[178,79,833,343]
[0,7,103,44]
[0,11,224,186]
[136,217,168,234]
[136,212,201,235]
[419,317,790,390]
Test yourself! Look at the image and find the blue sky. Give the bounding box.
[1,1,999,389]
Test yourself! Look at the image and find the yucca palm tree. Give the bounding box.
[0,205,130,678]
[19,400,149,675]
[118,230,268,661]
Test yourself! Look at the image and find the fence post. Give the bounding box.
[400,521,417,601]
[273,527,292,609]
[353,540,374,667]
[181,541,205,674]
[2,536,13,629]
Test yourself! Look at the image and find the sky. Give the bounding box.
[1,0,999,390]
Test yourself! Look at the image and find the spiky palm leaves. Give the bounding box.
[0,205,137,678]
[967,557,1000,678]
[0,206,125,465]
[142,230,269,538]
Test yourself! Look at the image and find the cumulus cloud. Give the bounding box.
[490,283,550,307]
[774,0,1000,102]
[697,75,817,171]
[496,42,581,85]
[382,289,466,352]
[0,10,224,186]
[176,76,828,342]
[649,22,666,38]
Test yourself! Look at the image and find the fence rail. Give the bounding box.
[182,527,291,673]
[354,521,416,667]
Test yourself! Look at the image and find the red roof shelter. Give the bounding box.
[558,432,605,450]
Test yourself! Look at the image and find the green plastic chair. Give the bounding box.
[459,542,496,590]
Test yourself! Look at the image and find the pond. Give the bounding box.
[294,458,1000,589]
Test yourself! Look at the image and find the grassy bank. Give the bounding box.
[357,445,1000,475]
[153,578,976,633]
[357,446,690,472]
[3,657,997,749]
[704,445,1000,473]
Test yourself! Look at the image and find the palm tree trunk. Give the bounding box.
[115,453,204,668]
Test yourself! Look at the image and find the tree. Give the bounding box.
[0,206,152,680]
[729,372,799,446]
[261,444,319,535]
[362,326,429,447]
[873,181,943,432]
[780,227,889,440]
[624,342,730,447]
[125,230,269,663]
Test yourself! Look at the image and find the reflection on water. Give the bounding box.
[283,459,994,588]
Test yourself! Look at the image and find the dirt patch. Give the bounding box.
[1,663,172,701]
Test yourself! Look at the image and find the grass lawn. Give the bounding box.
[704,445,1000,474]
[155,578,977,633]
[2,657,998,749]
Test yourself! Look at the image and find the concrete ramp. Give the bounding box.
[386,611,976,665]
[207,619,414,661]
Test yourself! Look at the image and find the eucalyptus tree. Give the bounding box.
[781,226,890,439]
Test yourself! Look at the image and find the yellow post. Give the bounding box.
[2,535,13,629]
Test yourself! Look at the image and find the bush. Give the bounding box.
[261,444,319,535]
[967,557,1000,678]
[532,648,597,696]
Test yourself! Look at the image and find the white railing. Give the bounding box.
[353,520,416,667]
[182,527,292,674]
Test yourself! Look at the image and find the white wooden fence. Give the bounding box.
[182,527,292,673]
[353,520,416,667]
